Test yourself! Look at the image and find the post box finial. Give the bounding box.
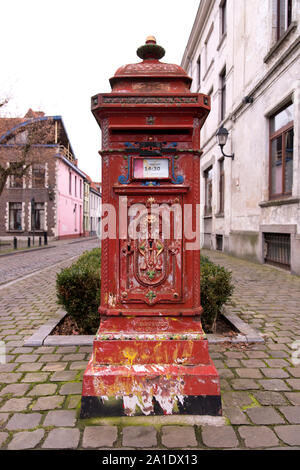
[137,36,165,60]
[145,36,157,44]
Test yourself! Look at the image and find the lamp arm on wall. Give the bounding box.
[220,144,234,160]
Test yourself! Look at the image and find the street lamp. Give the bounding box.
[216,126,234,160]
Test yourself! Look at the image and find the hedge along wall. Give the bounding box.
[56,249,234,334]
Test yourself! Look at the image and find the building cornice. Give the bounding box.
[181,0,214,70]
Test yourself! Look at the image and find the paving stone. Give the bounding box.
[42,363,67,372]
[0,413,9,426]
[264,359,290,368]
[28,384,57,396]
[34,347,56,354]
[0,372,21,384]
[82,426,118,448]
[43,410,77,427]
[238,426,279,448]
[17,363,43,372]
[38,354,62,362]
[6,412,42,430]
[241,359,267,368]
[253,391,288,405]
[50,371,78,382]
[274,426,300,446]
[59,382,82,395]
[245,407,285,424]
[31,396,64,411]
[222,392,253,408]
[8,429,45,450]
[42,427,80,449]
[261,368,290,379]
[278,406,300,424]
[284,392,300,405]
[69,361,88,370]
[201,425,239,448]
[286,379,300,390]
[123,426,157,448]
[223,407,249,425]
[0,383,30,396]
[218,369,235,379]
[259,379,290,391]
[270,351,290,358]
[225,359,241,368]
[0,432,8,447]
[231,379,260,390]
[245,351,269,359]
[286,367,300,378]
[0,364,17,372]
[0,398,32,412]
[235,369,263,379]
[22,372,50,384]
[61,354,86,361]
[56,347,78,353]
[67,395,81,409]
[12,347,34,354]
[15,354,40,363]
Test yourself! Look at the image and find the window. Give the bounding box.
[9,203,22,230]
[32,203,45,230]
[9,164,23,188]
[32,163,45,188]
[204,167,213,216]
[220,68,226,121]
[269,102,293,198]
[219,158,225,213]
[220,0,227,36]
[196,55,201,90]
[80,179,82,198]
[75,176,77,197]
[277,0,293,40]
[69,172,72,195]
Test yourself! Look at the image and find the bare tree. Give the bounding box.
[0,102,55,195]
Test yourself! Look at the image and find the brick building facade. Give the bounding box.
[0,110,86,240]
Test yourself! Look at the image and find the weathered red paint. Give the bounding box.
[81,37,221,416]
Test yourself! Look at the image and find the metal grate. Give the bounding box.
[264,233,291,269]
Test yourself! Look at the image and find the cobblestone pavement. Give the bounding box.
[0,237,100,285]
[0,247,300,450]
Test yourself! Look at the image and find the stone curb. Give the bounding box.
[24,308,263,347]
[0,245,56,260]
[24,310,66,347]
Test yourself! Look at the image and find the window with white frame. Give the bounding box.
[276,0,293,40]
[269,102,294,198]
[9,202,22,230]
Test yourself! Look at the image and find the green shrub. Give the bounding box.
[200,255,234,333]
[56,248,233,335]
[56,248,101,333]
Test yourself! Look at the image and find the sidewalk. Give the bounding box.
[0,248,300,450]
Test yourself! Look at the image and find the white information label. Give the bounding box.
[134,158,169,179]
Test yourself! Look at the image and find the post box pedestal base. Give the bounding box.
[80,317,222,418]
[80,358,222,418]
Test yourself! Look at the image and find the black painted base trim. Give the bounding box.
[80,395,222,419]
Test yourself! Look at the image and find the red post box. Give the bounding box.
[80,37,222,417]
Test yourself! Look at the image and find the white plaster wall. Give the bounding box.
[182,0,300,268]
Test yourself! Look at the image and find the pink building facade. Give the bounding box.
[55,155,85,239]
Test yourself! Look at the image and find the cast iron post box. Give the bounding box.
[81,37,222,417]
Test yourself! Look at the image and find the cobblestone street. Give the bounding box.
[0,245,300,450]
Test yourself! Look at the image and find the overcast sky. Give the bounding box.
[0,0,199,181]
